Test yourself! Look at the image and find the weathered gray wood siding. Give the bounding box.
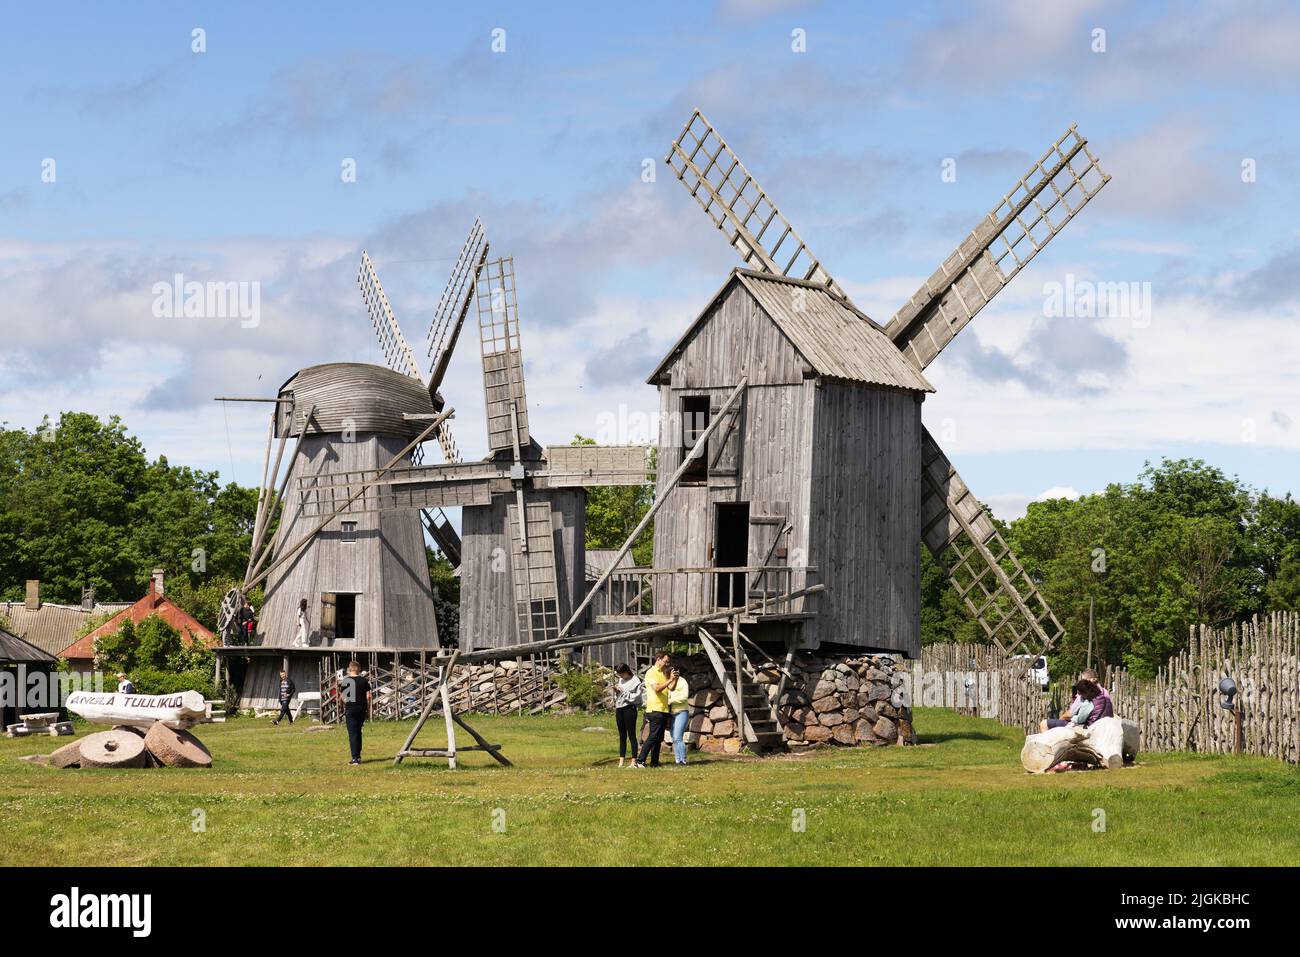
[240,654,321,712]
[652,284,815,625]
[459,489,586,650]
[807,381,922,656]
[259,431,438,651]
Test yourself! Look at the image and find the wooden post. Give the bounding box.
[440,675,457,769]
[731,613,743,742]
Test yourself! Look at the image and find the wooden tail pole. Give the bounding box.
[245,404,317,588]
[558,375,749,638]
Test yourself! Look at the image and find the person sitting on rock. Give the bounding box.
[1080,668,1114,723]
[1040,679,1101,732]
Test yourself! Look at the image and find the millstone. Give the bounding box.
[78,729,147,768]
[50,740,83,769]
[144,722,212,768]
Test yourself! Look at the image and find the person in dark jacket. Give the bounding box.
[339,660,371,765]
[272,671,296,725]
[237,600,256,643]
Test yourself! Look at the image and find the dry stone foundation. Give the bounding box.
[670,651,916,752]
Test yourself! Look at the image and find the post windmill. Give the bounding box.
[587,108,1110,689]
[283,223,653,653]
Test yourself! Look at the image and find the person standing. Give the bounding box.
[272,670,296,725]
[666,665,691,765]
[612,664,643,768]
[294,598,309,648]
[339,660,371,765]
[634,651,673,768]
[116,673,135,695]
[238,600,256,643]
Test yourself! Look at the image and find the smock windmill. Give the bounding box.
[612,109,1112,660]
[282,224,651,651]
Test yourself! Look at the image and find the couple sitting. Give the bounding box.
[1039,668,1113,732]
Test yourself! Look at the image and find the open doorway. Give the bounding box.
[714,502,749,608]
[321,592,358,643]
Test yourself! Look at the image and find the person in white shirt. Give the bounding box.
[294,598,308,647]
[116,673,135,695]
[612,664,644,767]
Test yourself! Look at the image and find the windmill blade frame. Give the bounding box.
[920,427,1063,655]
[886,124,1110,370]
[665,108,847,299]
[427,217,490,395]
[475,255,531,455]
[358,250,424,383]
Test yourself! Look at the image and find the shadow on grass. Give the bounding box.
[917,731,1003,744]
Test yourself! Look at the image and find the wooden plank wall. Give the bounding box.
[459,488,586,651]
[259,432,437,651]
[808,381,922,656]
[653,284,814,623]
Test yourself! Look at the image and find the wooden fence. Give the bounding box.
[1103,612,1300,763]
[317,650,570,723]
[908,643,1041,728]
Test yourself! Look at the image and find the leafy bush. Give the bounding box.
[554,663,610,712]
[129,667,216,700]
[93,613,214,689]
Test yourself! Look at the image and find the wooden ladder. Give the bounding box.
[696,623,786,753]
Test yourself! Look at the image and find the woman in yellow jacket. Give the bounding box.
[666,666,691,765]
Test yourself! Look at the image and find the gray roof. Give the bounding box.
[0,625,56,664]
[277,363,435,440]
[0,601,130,657]
[649,269,934,393]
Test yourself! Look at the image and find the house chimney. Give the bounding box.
[81,585,96,611]
[151,568,166,602]
[24,580,40,611]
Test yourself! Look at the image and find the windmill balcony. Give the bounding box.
[589,565,818,626]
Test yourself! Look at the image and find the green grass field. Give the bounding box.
[2,708,1296,866]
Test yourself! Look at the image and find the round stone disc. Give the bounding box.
[78,729,147,768]
[144,722,212,768]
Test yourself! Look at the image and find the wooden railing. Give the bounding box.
[589,565,817,622]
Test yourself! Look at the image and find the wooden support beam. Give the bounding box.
[246,409,452,593]
[559,375,749,638]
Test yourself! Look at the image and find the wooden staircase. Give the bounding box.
[696,626,787,753]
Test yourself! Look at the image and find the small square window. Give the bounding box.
[341,521,357,543]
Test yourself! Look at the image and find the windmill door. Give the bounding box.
[747,505,791,605]
[320,593,337,643]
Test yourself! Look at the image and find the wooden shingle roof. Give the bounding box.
[0,602,131,657]
[648,269,934,393]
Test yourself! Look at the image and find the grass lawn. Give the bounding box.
[2,707,1297,866]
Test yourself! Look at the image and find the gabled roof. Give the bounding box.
[0,601,132,657]
[59,591,215,662]
[648,269,934,393]
[585,549,633,580]
[0,625,56,664]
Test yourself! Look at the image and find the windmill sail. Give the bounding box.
[358,251,423,382]
[476,256,530,455]
[666,108,846,299]
[886,125,1110,370]
[920,427,1063,655]
[428,218,489,394]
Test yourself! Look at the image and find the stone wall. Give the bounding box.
[672,651,917,753]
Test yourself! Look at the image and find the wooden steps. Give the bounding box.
[696,626,787,753]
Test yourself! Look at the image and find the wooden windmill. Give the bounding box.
[288,224,651,652]
[614,108,1112,661]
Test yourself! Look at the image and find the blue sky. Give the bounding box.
[2,0,1298,521]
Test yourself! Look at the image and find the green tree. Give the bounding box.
[572,435,655,566]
